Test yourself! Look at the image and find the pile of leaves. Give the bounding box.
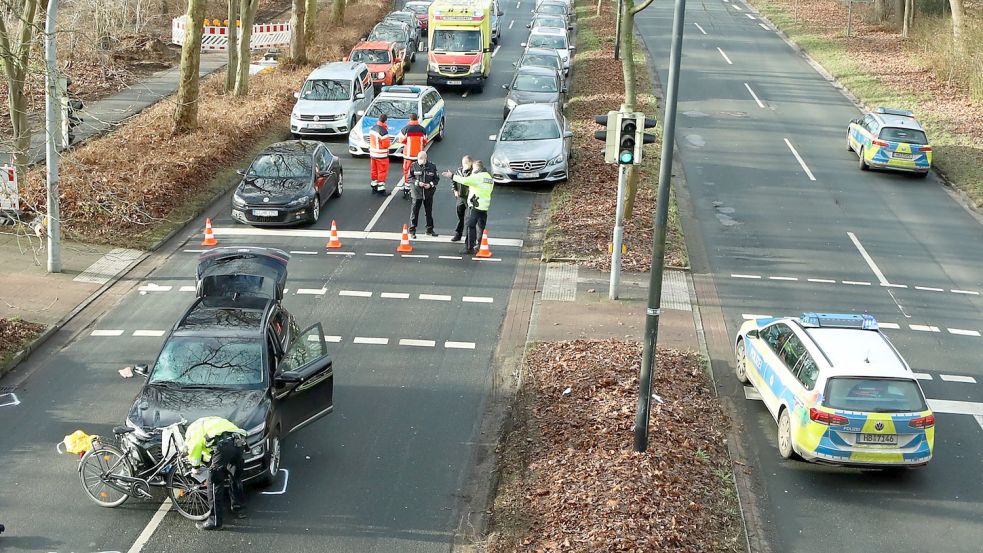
[486,340,744,552]
[0,318,45,359]
[17,0,390,246]
[545,3,686,272]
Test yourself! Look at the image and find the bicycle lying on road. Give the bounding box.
[71,420,210,521]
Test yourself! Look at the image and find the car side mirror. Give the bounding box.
[275,371,302,387]
[488,134,497,141]
[746,329,759,339]
[526,23,531,28]
[134,364,149,377]
[236,169,246,176]
[561,86,568,93]
[356,110,365,117]
[851,118,861,125]
[502,84,509,90]
[355,92,365,99]
[563,130,573,138]
[568,45,576,50]
[520,42,527,47]
[293,91,300,99]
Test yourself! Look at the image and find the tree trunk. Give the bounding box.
[289,0,307,64]
[173,0,207,133]
[332,0,345,26]
[305,0,317,50]
[893,0,905,29]
[873,0,887,22]
[0,0,43,184]
[619,0,641,219]
[234,0,258,97]
[226,0,240,93]
[948,0,966,53]
[902,0,914,37]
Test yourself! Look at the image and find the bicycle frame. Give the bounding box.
[93,423,187,497]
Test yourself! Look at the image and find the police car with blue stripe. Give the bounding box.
[348,85,446,157]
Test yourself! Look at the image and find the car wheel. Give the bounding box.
[846,132,853,152]
[858,146,869,171]
[735,339,750,384]
[411,51,417,63]
[333,169,344,198]
[777,409,799,460]
[435,119,445,142]
[916,171,929,179]
[349,115,356,133]
[257,431,281,488]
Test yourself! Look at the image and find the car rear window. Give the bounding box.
[824,377,926,413]
[878,127,928,145]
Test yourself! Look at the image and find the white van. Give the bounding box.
[290,62,375,137]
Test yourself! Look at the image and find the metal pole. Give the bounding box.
[45,0,61,273]
[614,0,623,60]
[609,162,627,299]
[634,0,686,453]
[847,0,853,37]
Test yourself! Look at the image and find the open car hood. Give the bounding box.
[196,247,290,301]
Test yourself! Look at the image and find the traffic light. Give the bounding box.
[617,114,638,164]
[594,111,619,164]
[596,111,658,165]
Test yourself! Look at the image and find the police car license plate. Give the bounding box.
[307,123,329,129]
[446,80,462,85]
[892,152,914,160]
[858,433,897,446]
[517,172,539,179]
[253,209,278,217]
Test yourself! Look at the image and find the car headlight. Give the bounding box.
[376,71,386,79]
[505,98,517,109]
[287,196,314,208]
[291,110,300,120]
[547,153,565,166]
[429,62,439,72]
[492,154,508,169]
[470,63,482,74]
[232,193,247,208]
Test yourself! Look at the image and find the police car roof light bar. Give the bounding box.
[799,312,879,330]
[875,107,914,117]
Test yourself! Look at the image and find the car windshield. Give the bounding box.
[248,152,313,179]
[406,4,428,14]
[513,73,558,92]
[521,54,561,70]
[528,34,566,49]
[879,127,928,145]
[536,4,567,16]
[371,27,408,43]
[299,79,351,101]
[533,16,567,29]
[350,49,391,64]
[387,14,414,25]
[501,118,560,141]
[824,377,927,413]
[431,29,481,52]
[150,337,264,388]
[367,99,417,119]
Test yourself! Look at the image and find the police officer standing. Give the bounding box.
[443,160,494,255]
[184,416,248,531]
[407,150,439,239]
[450,155,473,242]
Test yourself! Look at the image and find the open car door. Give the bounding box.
[196,247,290,301]
[274,323,334,434]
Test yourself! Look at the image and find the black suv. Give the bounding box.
[125,248,334,486]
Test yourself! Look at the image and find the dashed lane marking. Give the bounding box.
[325,250,356,256]
[445,341,477,349]
[492,45,501,57]
[768,276,797,281]
[913,372,933,381]
[975,415,983,431]
[744,83,765,108]
[952,289,980,295]
[420,294,452,301]
[694,22,707,35]
[910,324,941,333]
[296,288,327,295]
[759,22,769,30]
[402,254,429,258]
[746,13,755,19]
[881,283,908,288]
[733,4,743,10]
[474,257,502,262]
[462,89,470,98]
[133,330,165,337]
[716,47,733,65]
[339,290,372,297]
[463,296,494,303]
[179,285,196,292]
[210,227,524,247]
[289,250,319,255]
[365,252,395,257]
[324,335,342,343]
[730,273,979,296]
[842,280,872,286]
[381,292,410,299]
[928,399,983,417]
[138,284,172,293]
[126,499,172,553]
[915,286,944,292]
[91,329,124,337]
[353,337,389,345]
[741,313,772,320]
[400,339,437,347]
[509,19,514,29]
[949,328,982,337]
[732,274,762,279]
[940,374,977,384]
[807,278,836,284]
[878,322,901,329]
[439,255,463,260]
[784,138,816,181]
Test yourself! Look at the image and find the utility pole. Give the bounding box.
[45,0,62,273]
[634,0,685,452]
[609,162,627,299]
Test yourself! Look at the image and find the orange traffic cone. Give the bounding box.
[475,229,493,258]
[326,220,342,249]
[201,218,218,246]
[396,224,413,253]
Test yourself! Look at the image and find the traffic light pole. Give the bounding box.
[608,162,627,300]
[44,0,62,273]
[634,0,686,452]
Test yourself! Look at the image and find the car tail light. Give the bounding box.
[810,408,849,427]
[909,415,935,429]
[918,146,932,152]
[872,139,890,147]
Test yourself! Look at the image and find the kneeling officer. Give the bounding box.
[185,416,248,530]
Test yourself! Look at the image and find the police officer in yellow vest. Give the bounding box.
[443,160,494,255]
[185,416,248,530]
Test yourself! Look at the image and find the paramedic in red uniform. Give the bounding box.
[395,113,428,196]
[368,114,392,194]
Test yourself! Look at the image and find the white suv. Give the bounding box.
[291,62,375,137]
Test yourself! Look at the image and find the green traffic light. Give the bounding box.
[619,151,633,163]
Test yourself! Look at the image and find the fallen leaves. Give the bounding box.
[0,317,45,359]
[486,340,744,552]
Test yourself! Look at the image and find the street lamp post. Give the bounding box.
[44,0,61,273]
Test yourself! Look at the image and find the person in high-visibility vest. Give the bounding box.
[368,114,392,194]
[185,416,248,530]
[395,113,428,195]
[444,160,494,255]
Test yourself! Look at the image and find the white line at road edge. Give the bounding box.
[783,138,816,181]
[127,499,171,553]
[694,22,707,35]
[91,329,124,336]
[846,231,890,285]
[743,83,765,108]
[716,47,733,65]
[759,22,770,30]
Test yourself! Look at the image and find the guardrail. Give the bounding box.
[171,16,291,51]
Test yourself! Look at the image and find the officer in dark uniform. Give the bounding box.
[407,150,440,239]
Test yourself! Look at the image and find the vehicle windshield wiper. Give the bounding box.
[180,384,230,390]
[149,380,180,388]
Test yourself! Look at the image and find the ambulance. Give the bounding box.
[427,0,493,92]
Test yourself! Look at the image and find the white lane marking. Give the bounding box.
[445,341,476,349]
[366,252,395,257]
[768,276,798,281]
[941,374,977,384]
[365,188,400,232]
[759,22,769,30]
[731,273,761,279]
[722,0,729,3]
[694,22,707,35]
[462,89,470,98]
[259,469,289,495]
[928,399,983,417]
[0,393,20,407]
[402,254,429,258]
[952,289,980,295]
[439,255,463,260]
[742,313,773,320]
[296,288,327,295]
[289,250,319,255]
[783,138,816,181]
[138,284,172,292]
[975,415,983,431]
[881,283,907,288]
[515,1,520,7]
[807,278,836,283]
[381,292,411,299]
[183,249,206,253]
[212,226,524,247]
[509,19,515,29]
[912,372,932,381]
[915,286,944,292]
[743,83,765,108]
[474,257,502,262]
[339,290,372,297]
[878,322,901,329]
[126,499,172,553]
[842,280,872,286]
[420,294,452,301]
[716,47,733,65]
[733,4,743,10]
[91,330,124,337]
[463,296,494,303]
[324,335,342,343]
[133,330,165,337]
[400,339,437,347]
[179,285,196,292]
[325,251,356,256]
[949,328,982,337]
[743,386,762,401]
[746,14,756,20]
[846,231,890,285]
[354,337,389,345]
[910,324,940,333]
[492,45,501,57]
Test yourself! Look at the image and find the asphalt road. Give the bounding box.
[0,3,547,552]
[637,1,983,552]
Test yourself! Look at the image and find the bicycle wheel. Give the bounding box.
[78,445,132,507]
[167,464,211,521]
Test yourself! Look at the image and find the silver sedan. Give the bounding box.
[489,103,572,184]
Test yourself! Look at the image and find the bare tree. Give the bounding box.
[173,0,206,133]
[618,0,654,219]
[233,0,257,97]
[948,0,967,53]
[289,0,307,64]
[332,0,345,25]
[304,0,316,52]
[226,0,239,93]
[872,0,887,22]
[893,0,904,29]
[902,0,914,38]
[0,0,46,183]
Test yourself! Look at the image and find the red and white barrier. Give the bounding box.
[1,165,18,211]
[172,16,291,51]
